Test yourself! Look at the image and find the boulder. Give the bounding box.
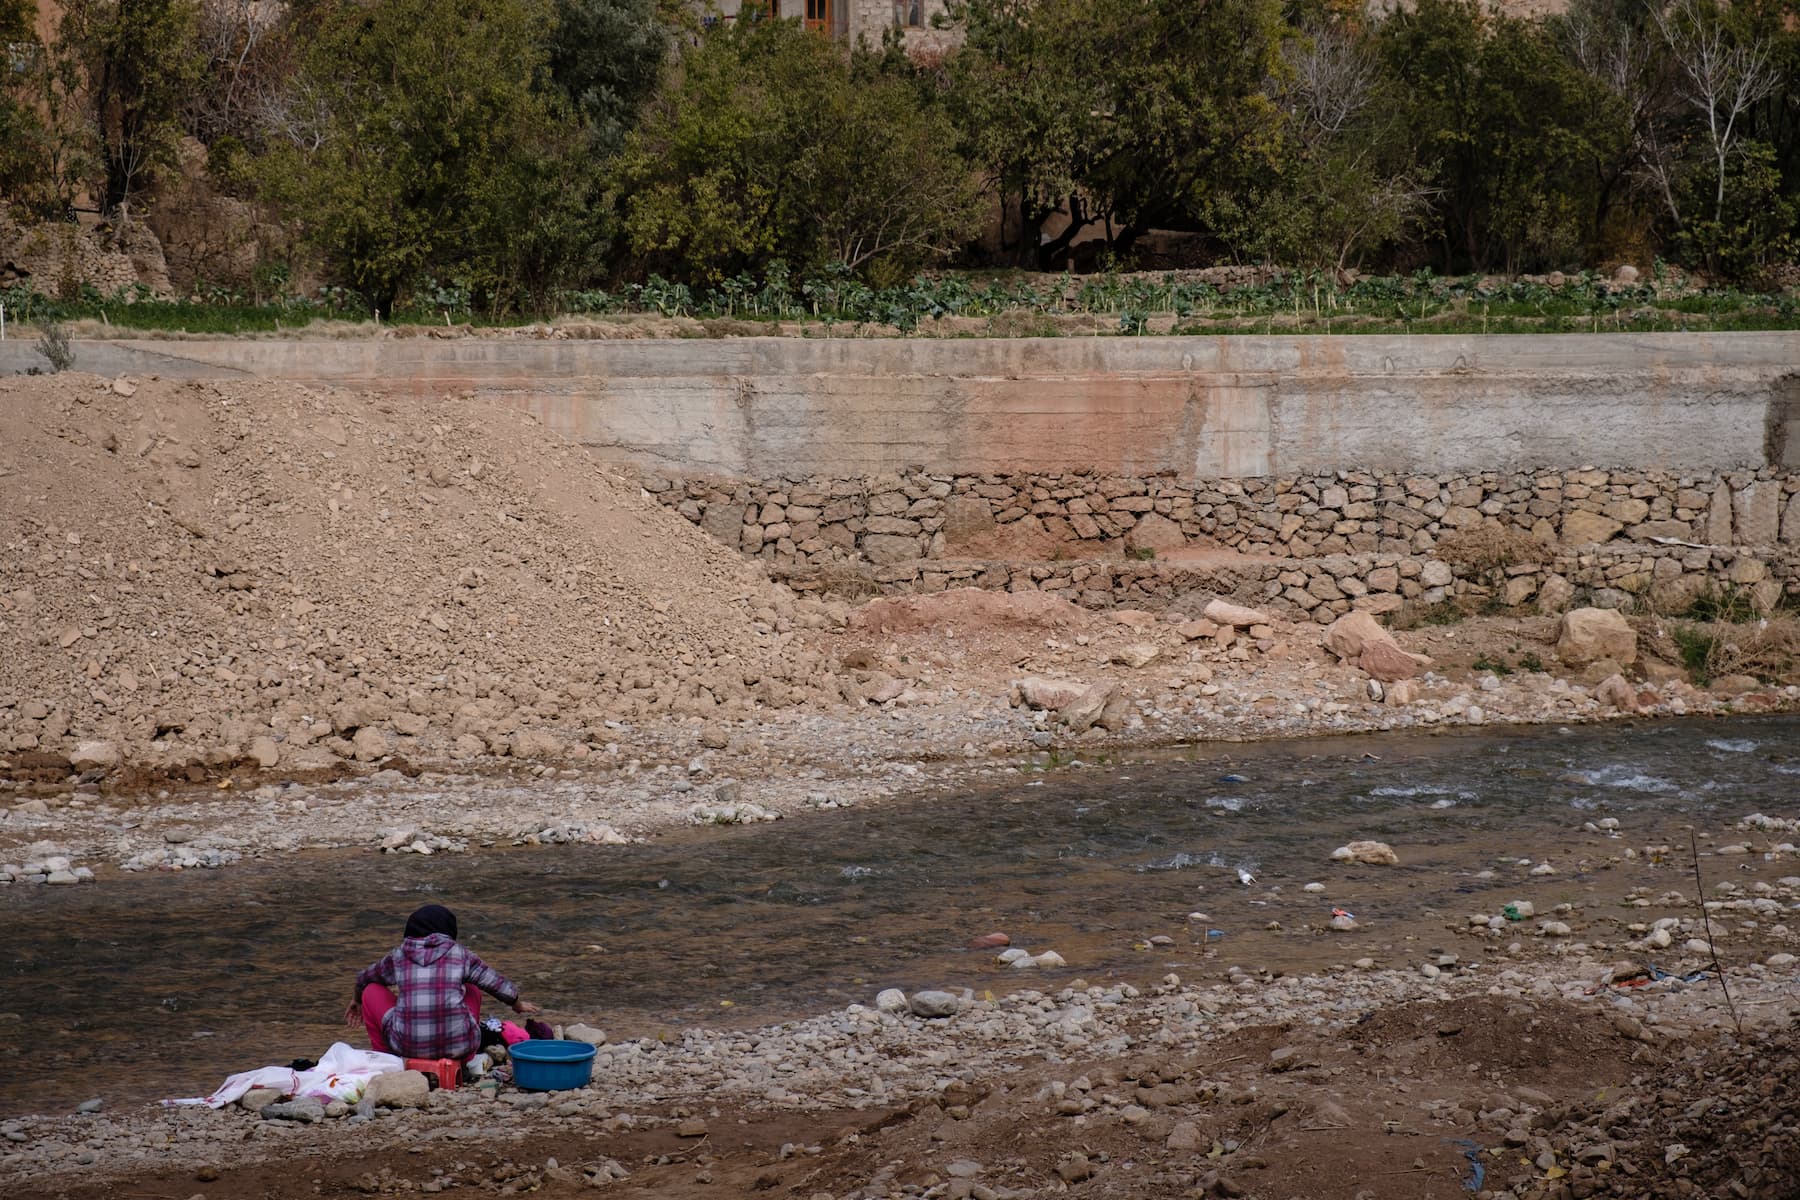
[1203,599,1272,628]
[1332,840,1399,865]
[1556,607,1637,666]
[1594,674,1639,712]
[509,729,566,760]
[262,1097,325,1123]
[1323,612,1429,680]
[1322,610,1388,661]
[699,500,747,543]
[1109,643,1160,669]
[563,1023,606,1046]
[1175,619,1221,641]
[1059,682,1117,734]
[350,726,390,762]
[1013,677,1087,711]
[1358,639,1425,682]
[248,736,280,769]
[238,1087,284,1112]
[364,1070,430,1109]
[874,987,909,1014]
[1125,512,1187,555]
[69,740,121,772]
[908,990,960,1018]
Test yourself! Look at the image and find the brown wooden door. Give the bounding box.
[804,0,830,32]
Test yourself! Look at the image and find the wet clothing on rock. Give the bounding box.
[354,932,521,1060]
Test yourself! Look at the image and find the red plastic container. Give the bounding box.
[406,1057,461,1091]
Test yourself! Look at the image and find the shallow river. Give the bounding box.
[4,716,1798,1117]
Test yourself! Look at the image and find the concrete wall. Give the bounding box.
[6,332,1797,477]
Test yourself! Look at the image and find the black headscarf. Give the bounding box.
[403,904,458,941]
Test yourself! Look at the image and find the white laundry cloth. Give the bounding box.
[162,1041,405,1107]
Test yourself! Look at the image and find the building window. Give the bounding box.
[892,0,923,26]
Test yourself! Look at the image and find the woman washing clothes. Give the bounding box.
[347,904,541,1061]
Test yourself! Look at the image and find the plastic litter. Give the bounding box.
[1450,1139,1485,1191]
[1219,774,1248,783]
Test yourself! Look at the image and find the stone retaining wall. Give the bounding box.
[645,466,1800,568]
[767,542,1795,624]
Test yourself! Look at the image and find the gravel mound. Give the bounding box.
[1519,1022,1800,1199]
[0,374,846,775]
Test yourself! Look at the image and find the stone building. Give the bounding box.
[707,0,955,50]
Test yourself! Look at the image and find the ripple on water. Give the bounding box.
[1707,738,1760,753]
[1141,850,1220,871]
[1565,764,1677,792]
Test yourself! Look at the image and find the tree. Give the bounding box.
[184,0,299,148]
[1556,0,1672,255]
[1652,0,1781,239]
[1213,21,1434,272]
[613,19,981,282]
[60,0,202,215]
[944,0,1294,267]
[1377,0,1625,272]
[545,0,669,161]
[258,0,597,314]
[0,0,45,203]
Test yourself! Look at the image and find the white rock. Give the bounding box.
[1331,840,1399,866]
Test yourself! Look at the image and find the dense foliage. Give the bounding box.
[2,0,1797,315]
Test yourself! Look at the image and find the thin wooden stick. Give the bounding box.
[1689,830,1744,1037]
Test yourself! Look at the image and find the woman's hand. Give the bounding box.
[514,999,541,1016]
[343,1000,362,1027]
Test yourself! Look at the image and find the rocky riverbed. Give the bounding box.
[7,948,1796,1200]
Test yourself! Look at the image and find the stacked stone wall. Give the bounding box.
[645,467,1800,569]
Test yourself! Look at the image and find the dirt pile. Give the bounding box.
[1517,1021,1800,1200]
[0,374,849,775]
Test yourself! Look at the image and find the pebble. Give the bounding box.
[76,1100,102,1114]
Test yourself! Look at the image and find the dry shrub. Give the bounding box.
[813,563,881,600]
[1640,613,1800,684]
[1434,526,1549,571]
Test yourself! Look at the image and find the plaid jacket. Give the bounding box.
[356,934,519,1059]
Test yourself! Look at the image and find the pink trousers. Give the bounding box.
[359,983,482,1056]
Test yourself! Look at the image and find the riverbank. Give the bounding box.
[8,938,1798,1199]
[5,607,1796,883]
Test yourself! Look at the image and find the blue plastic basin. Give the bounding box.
[508,1039,595,1091]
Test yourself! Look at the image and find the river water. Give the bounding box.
[4,716,1797,1117]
